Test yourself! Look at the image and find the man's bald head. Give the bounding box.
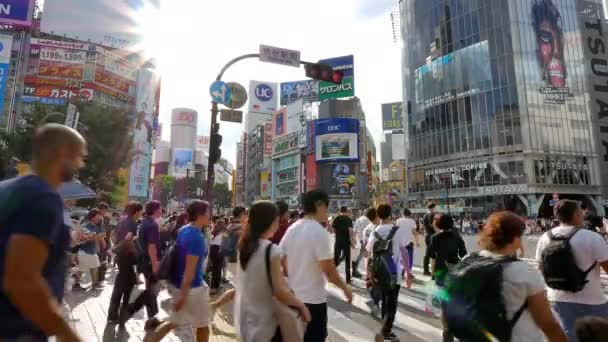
[32,123,86,163]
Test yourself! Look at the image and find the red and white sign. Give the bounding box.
[23,85,93,101]
[263,122,273,156]
[197,135,210,152]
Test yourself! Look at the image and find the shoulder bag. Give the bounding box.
[264,244,307,342]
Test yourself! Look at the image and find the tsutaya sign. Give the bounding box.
[425,162,488,176]
[478,184,528,195]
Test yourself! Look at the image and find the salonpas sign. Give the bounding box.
[318,55,354,100]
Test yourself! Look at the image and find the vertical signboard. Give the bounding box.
[260,169,271,199]
[129,68,160,198]
[0,33,12,122]
[305,154,317,191]
[382,102,403,130]
[578,0,608,197]
[318,55,354,101]
[263,122,273,156]
[286,99,303,135]
[273,107,287,138]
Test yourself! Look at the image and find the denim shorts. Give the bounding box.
[552,301,608,341]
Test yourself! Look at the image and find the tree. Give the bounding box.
[158,175,175,208]
[213,182,232,210]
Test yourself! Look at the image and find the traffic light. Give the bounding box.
[305,63,343,84]
[209,133,222,165]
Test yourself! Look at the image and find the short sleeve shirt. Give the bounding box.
[332,215,353,244]
[353,216,371,241]
[366,224,410,285]
[280,218,332,304]
[536,225,608,305]
[80,222,102,254]
[0,175,70,338]
[395,217,417,245]
[172,225,206,288]
[139,216,161,262]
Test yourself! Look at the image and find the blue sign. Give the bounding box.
[210,80,231,105]
[280,79,319,105]
[0,0,33,26]
[21,95,66,105]
[315,118,359,136]
[319,55,354,77]
[255,83,273,102]
[315,118,360,163]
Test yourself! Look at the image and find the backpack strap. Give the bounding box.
[548,228,580,241]
[264,243,274,293]
[387,226,399,241]
[510,300,529,328]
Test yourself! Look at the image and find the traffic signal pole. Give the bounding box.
[205,53,322,212]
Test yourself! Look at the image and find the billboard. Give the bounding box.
[382,102,403,130]
[0,0,33,27]
[93,46,136,94]
[273,107,287,138]
[28,38,88,81]
[315,118,359,163]
[318,55,355,101]
[22,85,94,103]
[128,68,160,197]
[248,81,278,114]
[263,122,273,156]
[330,164,357,194]
[0,34,12,122]
[40,0,158,49]
[280,79,319,105]
[286,99,304,135]
[173,149,194,177]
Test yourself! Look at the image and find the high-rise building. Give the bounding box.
[400,0,608,216]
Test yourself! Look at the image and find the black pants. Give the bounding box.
[209,245,222,290]
[107,264,136,320]
[381,285,400,336]
[334,242,351,282]
[304,303,328,342]
[127,270,159,318]
[423,235,432,273]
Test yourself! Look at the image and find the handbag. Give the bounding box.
[264,244,307,342]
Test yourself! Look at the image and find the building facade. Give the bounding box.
[400,0,607,216]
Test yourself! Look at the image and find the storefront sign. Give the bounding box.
[477,184,528,195]
[425,162,488,176]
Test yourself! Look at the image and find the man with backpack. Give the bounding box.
[422,202,438,276]
[366,203,410,341]
[536,199,608,341]
[427,213,467,287]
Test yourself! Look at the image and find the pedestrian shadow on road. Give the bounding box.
[102,323,130,342]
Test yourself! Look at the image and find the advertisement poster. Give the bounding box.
[273,107,286,138]
[94,48,136,94]
[315,118,359,163]
[280,79,319,105]
[260,170,271,199]
[382,102,403,130]
[128,68,160,198]
[286,99,304,135]
[173,149,194,177]
[305,154,317,191]
[0,34,12,122]
[0,0,34,27]
[330,164,356,194]
[263,122,273,156]
[29,39,88,81]
[249,81,278,114]
[318,55,354,101]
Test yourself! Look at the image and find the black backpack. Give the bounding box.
[443,253,527,342]
[370,226,399,290]
[540,229,596,292]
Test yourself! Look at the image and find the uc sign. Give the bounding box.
[255,84,273,102]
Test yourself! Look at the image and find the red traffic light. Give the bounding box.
[305,63,343,84]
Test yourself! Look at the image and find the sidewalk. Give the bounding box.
[63,268,237,342]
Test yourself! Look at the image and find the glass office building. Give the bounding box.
[400,0,608,216]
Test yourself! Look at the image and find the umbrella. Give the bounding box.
[58,180,96,200]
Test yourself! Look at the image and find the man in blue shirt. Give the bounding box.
[146,200,210,342]
[0,124,86,341]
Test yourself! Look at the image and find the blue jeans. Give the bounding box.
[552,301,608,341]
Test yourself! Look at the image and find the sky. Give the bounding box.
[148,0,403,166]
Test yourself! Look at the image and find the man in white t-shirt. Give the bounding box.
[536,199,608,340]
[395,208,419,282]
[280,190,352,342]
[366,203,410,341]
[352,209,373,278]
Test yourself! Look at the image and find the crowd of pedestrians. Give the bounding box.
[1,124,608,342]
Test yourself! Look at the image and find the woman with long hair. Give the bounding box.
[234,201,310,341]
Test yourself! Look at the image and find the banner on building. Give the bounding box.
[382,102,403,130]
[0,0,34,27]
[305,154,317,191]
[318,55,354,101]
[260,170,271,199]
[280,79,319,105]
[286,99,304,135]
[129,68,160,197]
[392,133,406,160]
[249,80,278,114]
[330,163,357,194]
[273,107,287,138]
[264,122,273,155]
[315,118,359,163]
[0,34,12,121]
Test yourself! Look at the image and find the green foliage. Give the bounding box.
[213,182,232,210]
[159,175,175,208]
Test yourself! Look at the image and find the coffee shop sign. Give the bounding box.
[425,162,488,176]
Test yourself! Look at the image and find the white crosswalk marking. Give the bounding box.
[328,306,377,342]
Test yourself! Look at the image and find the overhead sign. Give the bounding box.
[249,81,278,114]
[227,82,247,109]
[382,102,403,130]
[0,0,34,27]
[315,118,360,163]
[318,55,354,101]
[210,80,231,105]
[280,79,319,105]
[259,44,300,68]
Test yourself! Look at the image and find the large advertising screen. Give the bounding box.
[318,55,355,101]
[172,149,194,178]
[414,40,491,109]
[0,0,33,27]
[382,102,403,130]
[315,118,359,163]
[40,0,158,49]
[0,33,12,122]
[128,68,160,197]
[330,164,357,194]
